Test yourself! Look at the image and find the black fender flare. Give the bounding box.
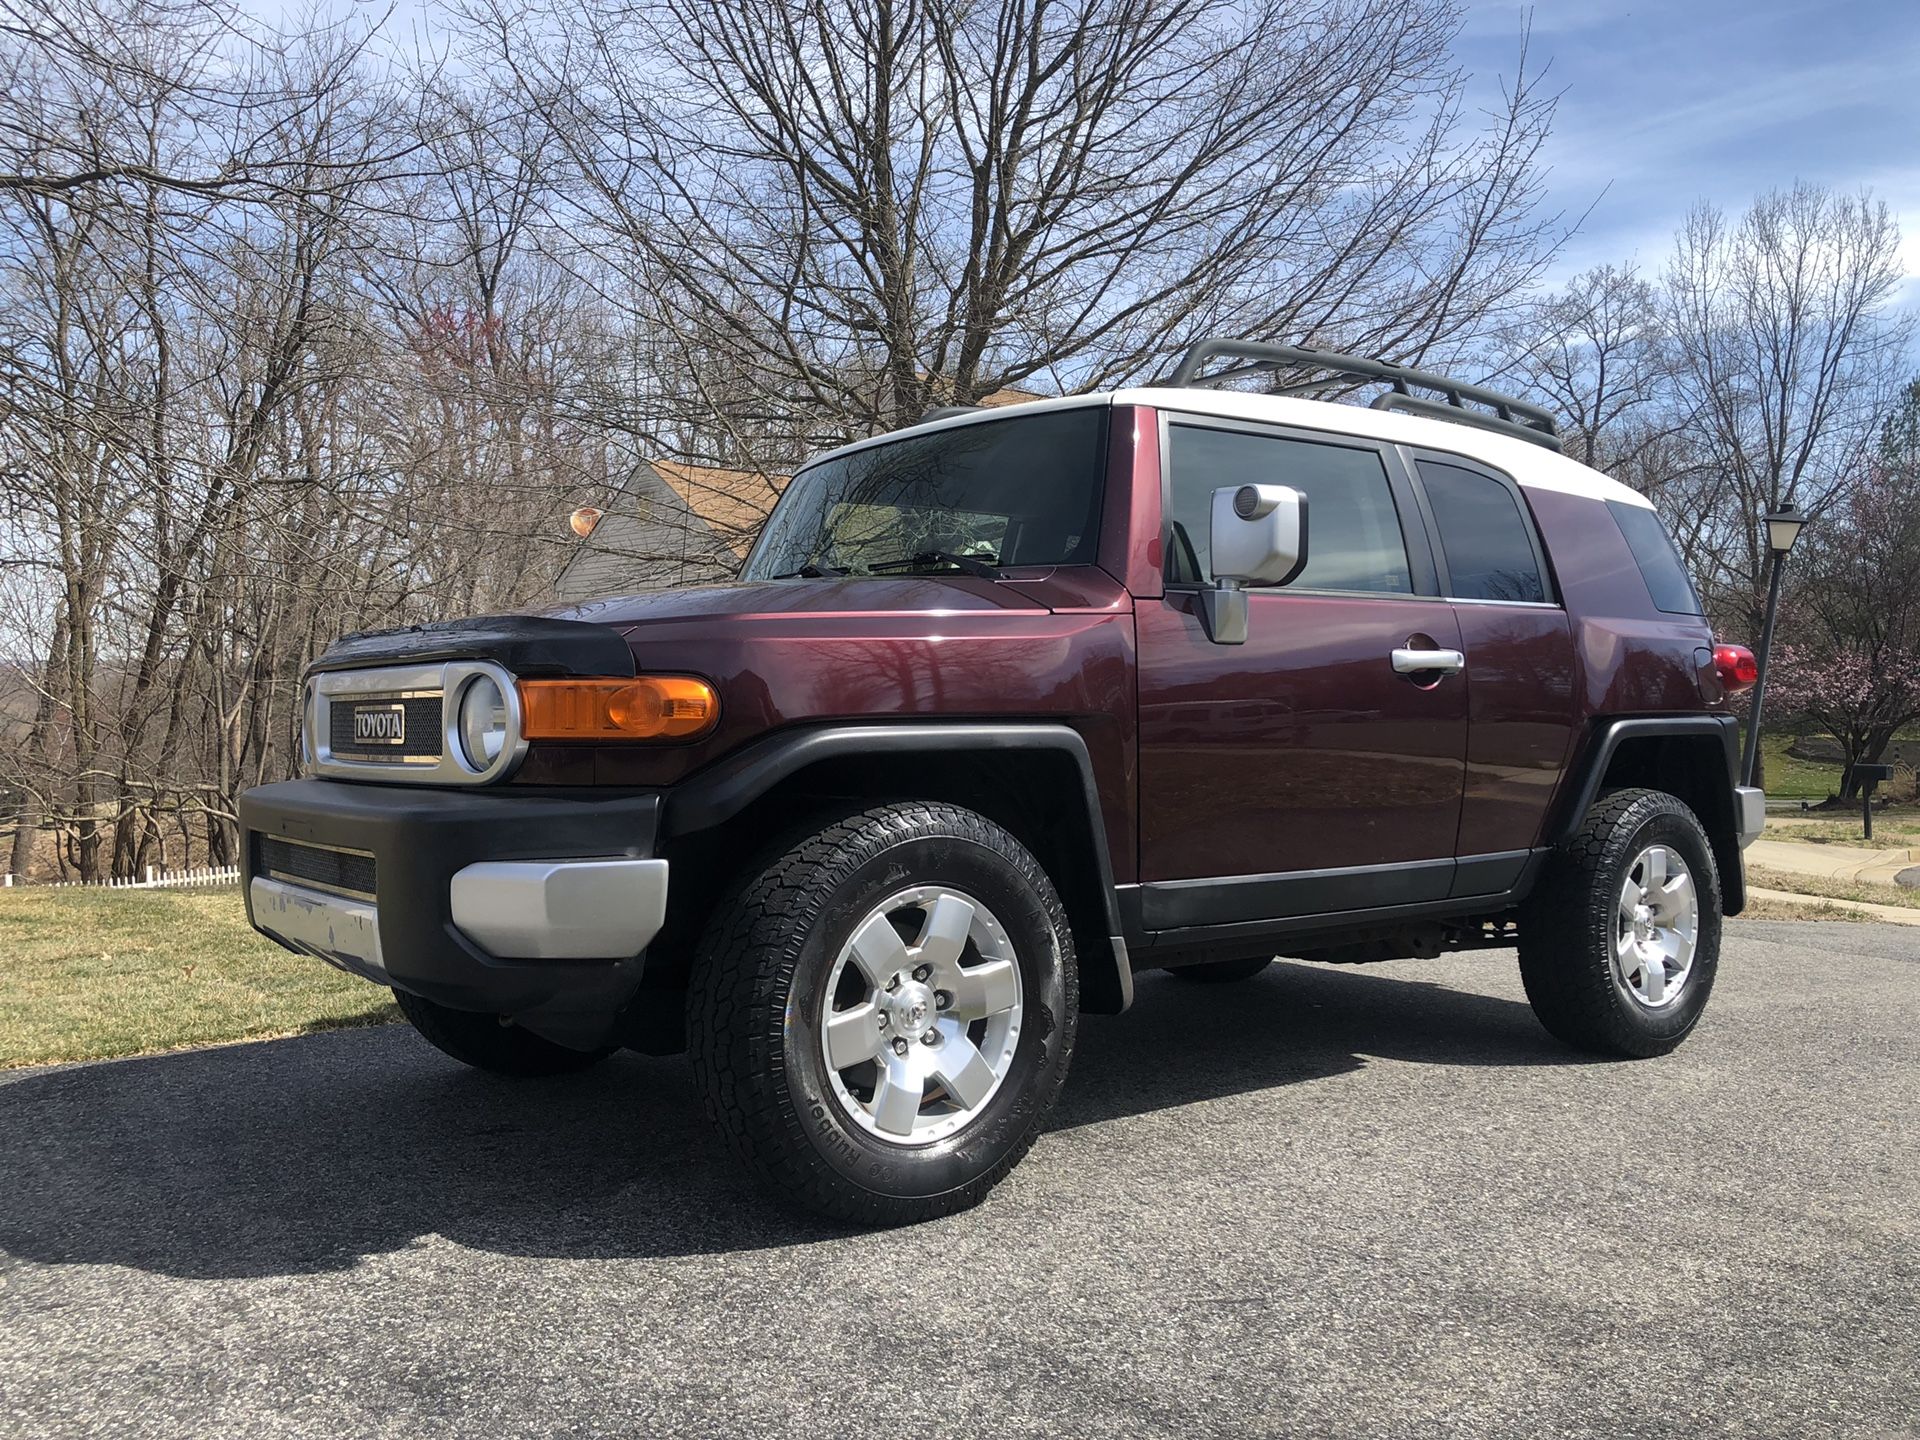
[1548,714,1745,914]
[662,722,1133,1013]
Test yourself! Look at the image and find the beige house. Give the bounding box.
[555,459,790,601]
[556,388,1040,601]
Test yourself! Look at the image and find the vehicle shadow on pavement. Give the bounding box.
[0,960,1577,1279]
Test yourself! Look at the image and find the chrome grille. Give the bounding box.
[326,694,443,763]
[307,659,525,786]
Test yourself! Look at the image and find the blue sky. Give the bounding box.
[265,0,1920,307]
[1456,0,1920,301]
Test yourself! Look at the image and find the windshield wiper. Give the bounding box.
[865,549,1002,579]
[768,561,845,579]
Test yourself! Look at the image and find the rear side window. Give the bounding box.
[1417,461,1548,603]
[1607,500,1703,615]
[1166,425,1412,593]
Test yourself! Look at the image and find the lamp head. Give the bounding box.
[1764,503,1807,557]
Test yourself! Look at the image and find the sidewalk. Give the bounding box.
[1744,838,1917,887]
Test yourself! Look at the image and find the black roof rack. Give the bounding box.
[1165,339,1562,451]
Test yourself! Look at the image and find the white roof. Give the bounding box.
[803,387,1654,509]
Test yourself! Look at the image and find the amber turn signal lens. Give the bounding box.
[517,676,719,741]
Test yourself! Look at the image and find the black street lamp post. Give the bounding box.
[1739,503,1809,789]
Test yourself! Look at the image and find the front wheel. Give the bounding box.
[689,801,1077,1224]
[1518,787,1722,1057]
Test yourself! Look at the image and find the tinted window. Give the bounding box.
[1418,461,1548,603]
[1166,426,1412,593]
[744,408,1107,579]
[1607,500,1703,614]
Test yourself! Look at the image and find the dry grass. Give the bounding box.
[1737,893,1864,922]
[1744,866,1920,911]
[0,886,395,1069]
[1761,814,1920,850]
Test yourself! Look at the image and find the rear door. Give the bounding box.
[1404,452,1578,894]
[1134,416,1468,928]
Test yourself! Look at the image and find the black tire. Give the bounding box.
[689,801,1077,1225]
[1518,787,1722,1058]
[392,989,614,1077]
[1166,956,1273,983]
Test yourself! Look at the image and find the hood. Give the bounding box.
[546,572,1108,631]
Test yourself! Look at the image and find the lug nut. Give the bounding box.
[934,991,952,1010]
[921,1030,940,1046]
[892,1038,909,1056]
[912,965,931,982]
[877,1011,888,1029]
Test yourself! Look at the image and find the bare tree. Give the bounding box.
[1665,183,1914,634]
[1498,264,1678,468]
[479,0,1562,448]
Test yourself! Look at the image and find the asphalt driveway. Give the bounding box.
[2,920,1915,1439]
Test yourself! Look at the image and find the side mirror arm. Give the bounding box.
[1198,578,1248,645]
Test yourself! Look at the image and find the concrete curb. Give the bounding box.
[1747,886,1920,926]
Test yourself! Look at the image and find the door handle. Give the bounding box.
[1391,647,1465,676]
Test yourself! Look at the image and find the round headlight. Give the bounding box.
[457,675,509,770]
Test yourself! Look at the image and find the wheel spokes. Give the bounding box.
[947,956,1018,1021]
[1641,952,1667,1003]
[870,1057,925,1136]
[848,911,909,988]
[824,1001,884,1070]
[931,1034,998,1110]
[916,892,975,971]
[1644,846,1668,890]
[821,884,1024,1145]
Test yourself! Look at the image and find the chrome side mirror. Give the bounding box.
[1199,484,1308,644]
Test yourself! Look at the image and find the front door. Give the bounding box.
[1135,417,1468,929]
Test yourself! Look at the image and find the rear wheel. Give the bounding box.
[1519,788,1721,1057]
[1166,956,1273,983]
[392,989,613,1077]
[689,801,1077,1225]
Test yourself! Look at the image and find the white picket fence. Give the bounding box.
[2,864,241,891]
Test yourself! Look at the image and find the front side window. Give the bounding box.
[743,408,1108,579]
[1166,425,1413,593]
[1417,461,1549,603]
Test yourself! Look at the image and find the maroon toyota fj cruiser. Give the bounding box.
[240,341,1765,1223]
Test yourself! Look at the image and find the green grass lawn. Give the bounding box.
[0,886,395,1069]
[1755,731,1843,802]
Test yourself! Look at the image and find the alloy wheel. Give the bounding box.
[819,885,1024,1146]
[1612,844,1699,1010]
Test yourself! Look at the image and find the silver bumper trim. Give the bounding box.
[1735,786,1765,849]
[250,876,388,981]
[449,857,669,960]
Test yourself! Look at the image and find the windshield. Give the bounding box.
[742,407,1109,579]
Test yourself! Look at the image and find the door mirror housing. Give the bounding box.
[1211,484,1308,586]
[1198,484,1309,644]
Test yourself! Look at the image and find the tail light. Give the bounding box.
[1713,644,1759,694]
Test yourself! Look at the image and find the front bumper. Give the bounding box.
[239,779,667,1047]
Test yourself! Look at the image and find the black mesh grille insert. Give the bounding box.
[327,694,442,761]
[254,834,377,898]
